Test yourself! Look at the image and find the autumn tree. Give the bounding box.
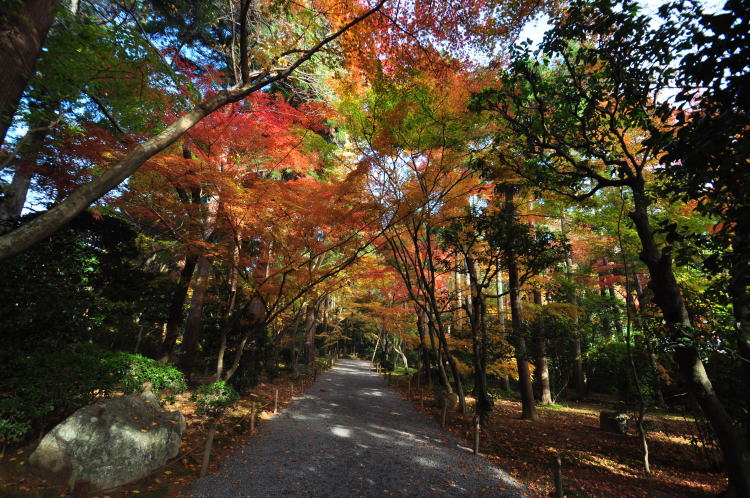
[472,0,750,491]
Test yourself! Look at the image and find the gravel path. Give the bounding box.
[192,359,529,497]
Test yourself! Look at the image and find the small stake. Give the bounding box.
[420,389,424,409]
[290,384,294,398]
[407,377,411,399]
[473,415,480,456]
[441,398,448,430]
[274,388,279,414]
[250,401,256,434]
[553,455,563,498]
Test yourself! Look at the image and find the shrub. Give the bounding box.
[0,345,186,442]
[190,381,239,417]
[113,352,187,400]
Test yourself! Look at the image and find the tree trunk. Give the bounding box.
[416,309,433,386]
[159,253,198,362]
[505,190,537,421]
[630,185,750,496]
[179,255,210,377]
[215,240,240,381]
[729,216,750,448]
[565,247,585,401]
[305,302,320,365]
[497,272,511,391]
[534,290,553,405]
[428,318,451,391]
[0,0,59,145]
[466,254,492,423]
[509,259,538,420]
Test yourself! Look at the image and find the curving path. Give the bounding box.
[192,359,528,497]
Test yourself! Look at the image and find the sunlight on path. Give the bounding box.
[192,359,528,497]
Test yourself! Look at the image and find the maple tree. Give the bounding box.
[2,0,749,496]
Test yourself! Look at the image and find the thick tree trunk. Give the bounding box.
[179,255,210,377]
[505,190,537,421]
[729,216,750,448]
[159,253,198,362]
[630,185,750,496]
[534,290,553,405]
[0,0,59,145]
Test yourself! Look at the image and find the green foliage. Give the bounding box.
[0,345,186,441]
[0,212,167,364]
[190,382,240,417]
[113,352,187,401]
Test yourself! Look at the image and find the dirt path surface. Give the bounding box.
[191,359,528,497]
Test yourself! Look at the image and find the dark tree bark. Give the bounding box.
[630,185,750,496]
[179,255,210,376]
[159,253,198,362]
[505,191,537,421]
[0,0,59,145]
[465,254,493,423]
[534,290,553,405]
[509,258,537,420]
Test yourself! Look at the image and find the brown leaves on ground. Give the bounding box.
[392,379,726,497]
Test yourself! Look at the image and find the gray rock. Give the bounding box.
[600,410,629,435]
[29,391,185,491]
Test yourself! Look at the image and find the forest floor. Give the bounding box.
[0,363,727,497]
[388,374,727,497]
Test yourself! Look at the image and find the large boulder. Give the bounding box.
[29,391,185,491]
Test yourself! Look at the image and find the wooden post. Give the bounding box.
[250,401,256,434]
[274,388,279,414]
[300,381,303,395]
[200,421,217,477]
[407,376,411,399]
[420,389,424,409]
[441,397,448,430]
[473,414,480,456]
[72,479,91,498]
[553,455,563,498]
[290,384,294,398]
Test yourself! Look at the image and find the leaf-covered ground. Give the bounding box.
[0,366,726,497]
[390,376,726,497]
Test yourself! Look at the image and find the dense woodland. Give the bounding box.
[1,0,749,495]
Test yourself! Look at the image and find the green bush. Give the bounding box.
[114,352,187,399]
[0,345,186,442]
[190,381,239,417]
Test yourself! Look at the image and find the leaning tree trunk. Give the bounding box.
[0,0,59,145]
[630,185,750,496]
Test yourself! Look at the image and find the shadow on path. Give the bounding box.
[192,359,528,497]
